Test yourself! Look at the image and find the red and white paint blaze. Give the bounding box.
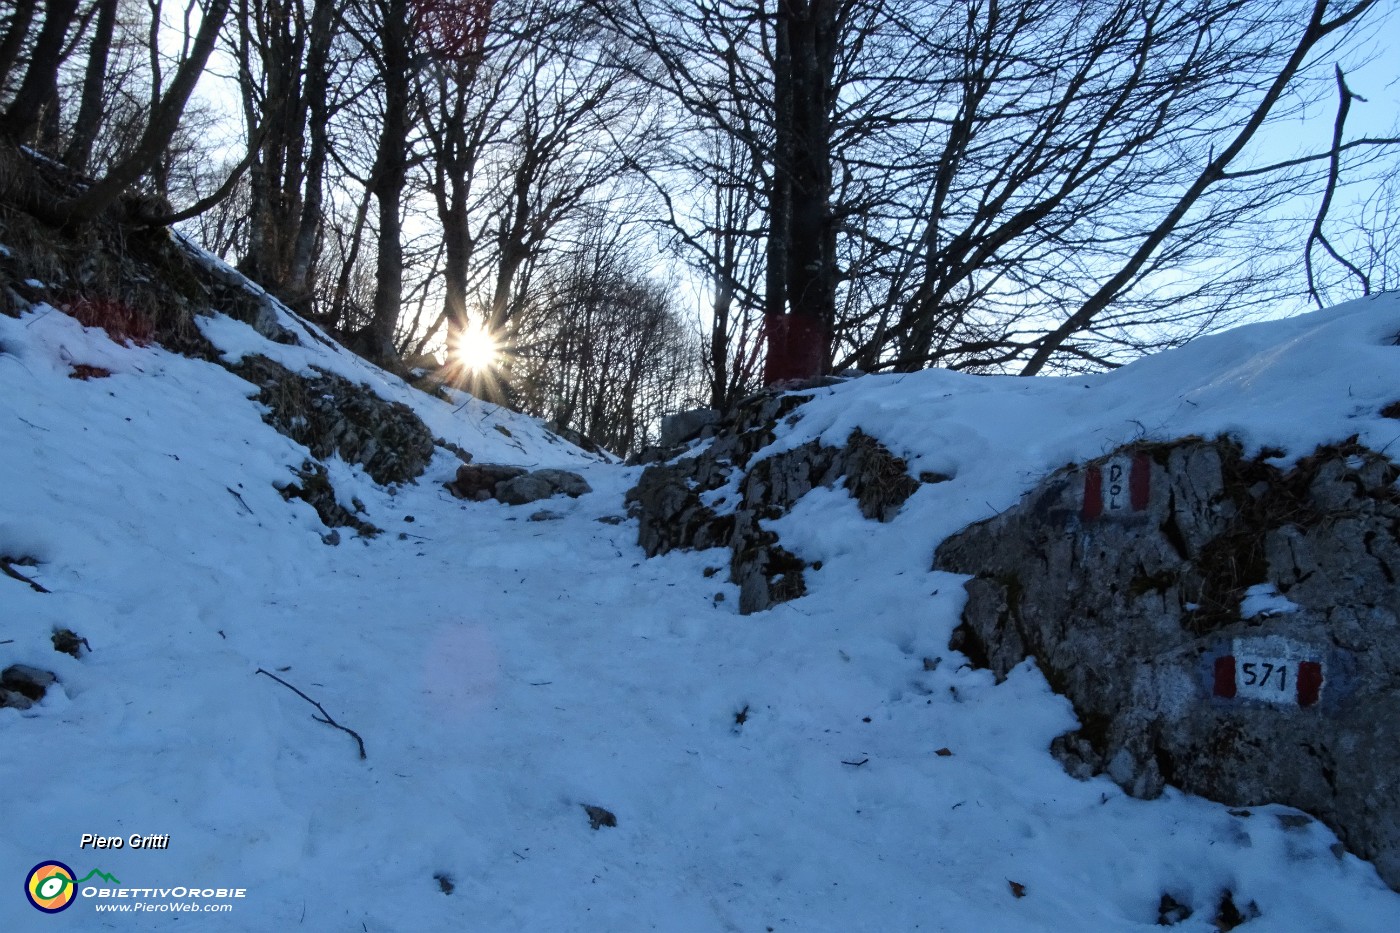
[1213,643,1325,707]
[1082,453,1151,519]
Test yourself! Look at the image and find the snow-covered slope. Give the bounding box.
[3,291,1400,931]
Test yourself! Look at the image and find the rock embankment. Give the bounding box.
[628,393,920,613]
[935,436,1400,889]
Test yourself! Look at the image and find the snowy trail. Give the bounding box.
[4,303,1400,930]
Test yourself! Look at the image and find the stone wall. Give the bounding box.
[935,436,1400,889]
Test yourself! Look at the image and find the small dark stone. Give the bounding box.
[52,628,89,658]
[1156,892,1192,925]
[435,438,473,463]
[433,873,454,895]
[1213,890,1258,931]
[582,804,616,830]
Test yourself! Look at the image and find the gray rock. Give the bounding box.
[448,463,527,500]
[251,303,297,345]
[496,473,555,505]
[2,664,57,703]
[281,460,381,537]
[496,469,591,505]
[530,469,591,499]
[0,688,33,710]
[935,437,1400,890]
[659,408,720,447]
[627,394,917,614]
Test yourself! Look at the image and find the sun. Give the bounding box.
[454,323,500,372]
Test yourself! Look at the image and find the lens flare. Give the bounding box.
[454,324,500,373]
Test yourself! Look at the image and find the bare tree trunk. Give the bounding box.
[59,0,231,223]
[763,0,836,384]
[0,3,37,91]
[287,0,337,309]
[64,0,119,172]
[1,0,81,143]
[364,0,414,367]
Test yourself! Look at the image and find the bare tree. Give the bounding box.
[233,0,338,311]
[62,0,117,172]
[512,229,703,454]
[609,0,1398,387]
[2,0,232,226]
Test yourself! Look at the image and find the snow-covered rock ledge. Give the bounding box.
[936,434,1400,889]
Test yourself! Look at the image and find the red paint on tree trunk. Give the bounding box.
[1213,655,1237,698]
[1297,661,1324,707]
[763,314,827,386]
[1130,453,1151,510]
[1082,466,1103,520]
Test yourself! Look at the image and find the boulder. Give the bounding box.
[935,436,1400,889]
[447,463,527,500]
[496,473,555,505]
[659,408,720,448]
[2,664,57,705]
[449,464,591,505]
[496,469,591,505]
[530,469,591,499]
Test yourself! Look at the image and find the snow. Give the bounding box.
[1240,584,1303,619]
[4,291,1400,930]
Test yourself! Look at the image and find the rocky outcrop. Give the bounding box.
[935,436,1400,889]
[659,408,720,448]
[233,355,437,486]
[627,392,921,613]
[279,460,381,541]
[446,463,592,505]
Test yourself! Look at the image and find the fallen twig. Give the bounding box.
[841,758,869,767]
[256,668,366,759]
[226,487,255,515]
[1,558,50,593]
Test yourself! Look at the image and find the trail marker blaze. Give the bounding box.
[1082,453,1151,520]
[1212,642,1325,707]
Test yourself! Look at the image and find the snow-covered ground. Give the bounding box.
[3,291,1400,931]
